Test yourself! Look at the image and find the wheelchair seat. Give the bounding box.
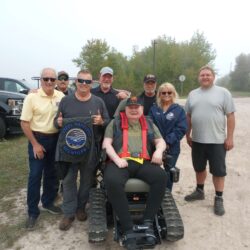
[125,178,150,193]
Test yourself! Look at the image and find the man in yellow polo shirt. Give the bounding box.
[21,68,65,230]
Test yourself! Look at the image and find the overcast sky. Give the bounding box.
[0,0,249,83]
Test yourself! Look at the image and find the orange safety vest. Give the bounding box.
[118,112,150,160]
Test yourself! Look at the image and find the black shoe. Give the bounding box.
[184,188,205,201]
[25,216,37,230]
[214,196,225,216]
[42,204,62,215]
[59,216,75,231]
[123,230,137,250]
[143,219,156,246]
[124,238,137,250]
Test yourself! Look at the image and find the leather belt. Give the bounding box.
[33,131,58,137]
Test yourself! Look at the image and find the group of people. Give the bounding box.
[20,65,235,249]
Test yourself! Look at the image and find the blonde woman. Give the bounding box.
[149,83,187,191]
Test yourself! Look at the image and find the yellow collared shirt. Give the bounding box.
[20,88,64,133]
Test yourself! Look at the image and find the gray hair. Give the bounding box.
[40,67,57,78]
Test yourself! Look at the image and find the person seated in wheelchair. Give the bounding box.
[102,96,168,250]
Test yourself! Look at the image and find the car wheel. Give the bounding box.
[0,117,6,139]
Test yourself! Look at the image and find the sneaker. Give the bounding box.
[59,216,75,231]
[76,208,87,221]
[184,188,205,201]
[25,216,37,230]
[214,196,225,216]
[42,204,62,215]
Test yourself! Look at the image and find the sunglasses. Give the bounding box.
[58,76,69,81]
[161,91,172,95]
[77,79,92,84]
[42,77,56,82]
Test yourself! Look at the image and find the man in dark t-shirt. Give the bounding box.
[91,67,128,118]
[114,74,157,116]
[54,69,109,231]
[138,74,157,115]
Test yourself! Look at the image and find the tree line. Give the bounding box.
[217,53,250,92]
[72,31,249,95]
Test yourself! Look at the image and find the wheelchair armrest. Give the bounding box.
[162,150,173,168]
[96,149,108,172]
[99,148,107,163]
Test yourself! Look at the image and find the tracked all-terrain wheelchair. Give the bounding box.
[88,150,184,249]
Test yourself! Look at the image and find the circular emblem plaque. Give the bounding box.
[65,128,87,150]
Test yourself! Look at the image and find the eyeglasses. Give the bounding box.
[77,79,92,84]
[42,77,56,82]
[58,76,69,81]
[161,91,172,95]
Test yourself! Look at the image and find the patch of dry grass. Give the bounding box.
[0,135,28,249]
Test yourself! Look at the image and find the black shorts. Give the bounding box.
[192,142,227,177]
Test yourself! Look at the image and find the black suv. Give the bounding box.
[0,78,29,139]
[0,77,31,94]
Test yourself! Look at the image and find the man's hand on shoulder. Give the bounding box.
[116,90,130,100]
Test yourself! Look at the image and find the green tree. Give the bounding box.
[129,32,216,95]
[216,74,230,88]
[105,49,132,91]
[180,31,216,93]
[72,39,110,79]
[72,31,216,95]
[230,53,250,91]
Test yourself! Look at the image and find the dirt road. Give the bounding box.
[8,98,250,250]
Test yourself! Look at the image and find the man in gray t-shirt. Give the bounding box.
[184,66,235,216]
[54,70,109,231]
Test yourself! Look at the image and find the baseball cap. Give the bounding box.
[58,71,69,79]
[100,67,113,76]
[143,74,156,83]
[125,96,143,107]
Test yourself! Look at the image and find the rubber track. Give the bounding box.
[161,189,184,241]
[88,188,108,242]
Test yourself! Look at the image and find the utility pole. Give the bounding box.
[153,40,157,74]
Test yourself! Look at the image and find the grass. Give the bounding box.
[0,135,28,199]
[0,222,27,249]
[0,134,29,249]
[0,134,64,249]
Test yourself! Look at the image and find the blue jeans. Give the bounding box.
[27,134,58,218]
[164,153,179,191]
